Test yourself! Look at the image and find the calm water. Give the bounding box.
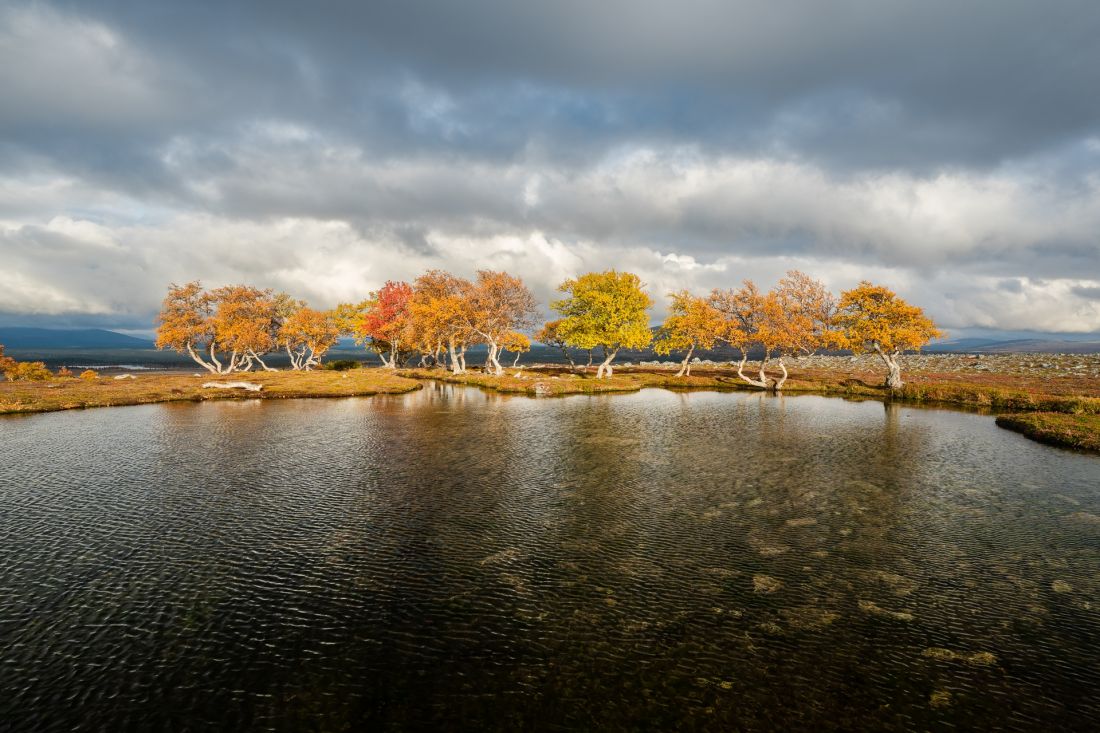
[1,385,1099,731]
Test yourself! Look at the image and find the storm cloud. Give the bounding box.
[2,0,1099,334]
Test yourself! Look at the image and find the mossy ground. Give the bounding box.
[0,370,421,415]
[994,413,1100,452]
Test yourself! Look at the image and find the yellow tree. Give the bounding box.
[534,319,576,371]
[552,270,653,379]
[280,307,341,370]
[833,281,941,389]
[653,290,725,377]
[500,331,531,368]
[464,270,538,376]
[408,270,475,373]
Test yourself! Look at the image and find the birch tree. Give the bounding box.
[552,270,653,379]
[833,281,941,389]
[653,290,725,376]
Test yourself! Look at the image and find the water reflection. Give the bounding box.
[1,387,1098,731]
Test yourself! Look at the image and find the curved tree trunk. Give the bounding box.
[873,344,904,389]
[774,357,788,391]
[735,353,769,389]
[186,343,220,373]
[676,345,694,377]
[249,351,277,371]
[595,348,619,379]
[512,352,522,368]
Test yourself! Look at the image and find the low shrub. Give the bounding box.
[6,361,53,382]
[56,367,74,377]
[79,369,100,381]
[323,359,362,371]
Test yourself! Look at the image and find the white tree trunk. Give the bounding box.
[735,353,769,389]
[676,345,694,377]
[774,357,788,391]
[186,343,220,373]
[874,344,904,389]
[595,348,618,379]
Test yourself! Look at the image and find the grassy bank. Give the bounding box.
[995,413,1100,452]
[4,364,1099,453]
[399,365,1100,451]
[0,370,421,416]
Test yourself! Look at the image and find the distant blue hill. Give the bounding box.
[0,327,155,349]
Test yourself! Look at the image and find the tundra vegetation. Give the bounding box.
[8,268,1098,450]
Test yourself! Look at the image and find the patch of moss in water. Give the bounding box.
[922,648,998,666]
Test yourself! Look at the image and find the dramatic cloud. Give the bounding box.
[2,0,1099,334]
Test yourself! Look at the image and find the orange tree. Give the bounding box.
[279,306,341,370]
[708,281,773,389]
[534,320,576,371]
[653,290,725,377]
[833,281,941,389]
[760,271,837,390]
[408,270,475,373]
[156,282,297,373]
[552,270,653,379]
[0,344,15,376]
[463,270,538,376]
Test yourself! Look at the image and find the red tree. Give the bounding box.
[359,281,413,367]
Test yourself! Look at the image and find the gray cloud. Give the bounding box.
[1,1,1099,335]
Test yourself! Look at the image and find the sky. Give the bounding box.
[1,0,1099,338]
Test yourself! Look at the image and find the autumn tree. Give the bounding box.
[408,270,475,373]
[535,320,576,371]
[359,281,414,368]
[500,331,531,368]
[0,344,15,377]
[708,281,772,388]
[833,281,941,389]
[280,306,341,370]
[156,282,305,373]
[552,270,653,379]
[209,285,285,371]
[463,270,538,376]
[653,290,725,377]
[758,271,837,390]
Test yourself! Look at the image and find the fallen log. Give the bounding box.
[202,381,263,392]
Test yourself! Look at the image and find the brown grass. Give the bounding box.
[0,370,421,415]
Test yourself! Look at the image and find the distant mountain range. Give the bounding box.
[926,338,1100,354]
[0,327,154,349]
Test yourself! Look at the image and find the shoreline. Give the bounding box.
[3,365,1098,452]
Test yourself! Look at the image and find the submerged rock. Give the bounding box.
[858,599,914,622]
[753,574,783,593]
[921,647,998,666]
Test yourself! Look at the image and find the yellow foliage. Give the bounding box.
[552,270,653,352]
[80,369,99,381]
[833,281,941,355]
[654,290,724,356]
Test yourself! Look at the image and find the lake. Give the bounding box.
[1,384,1098,731]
